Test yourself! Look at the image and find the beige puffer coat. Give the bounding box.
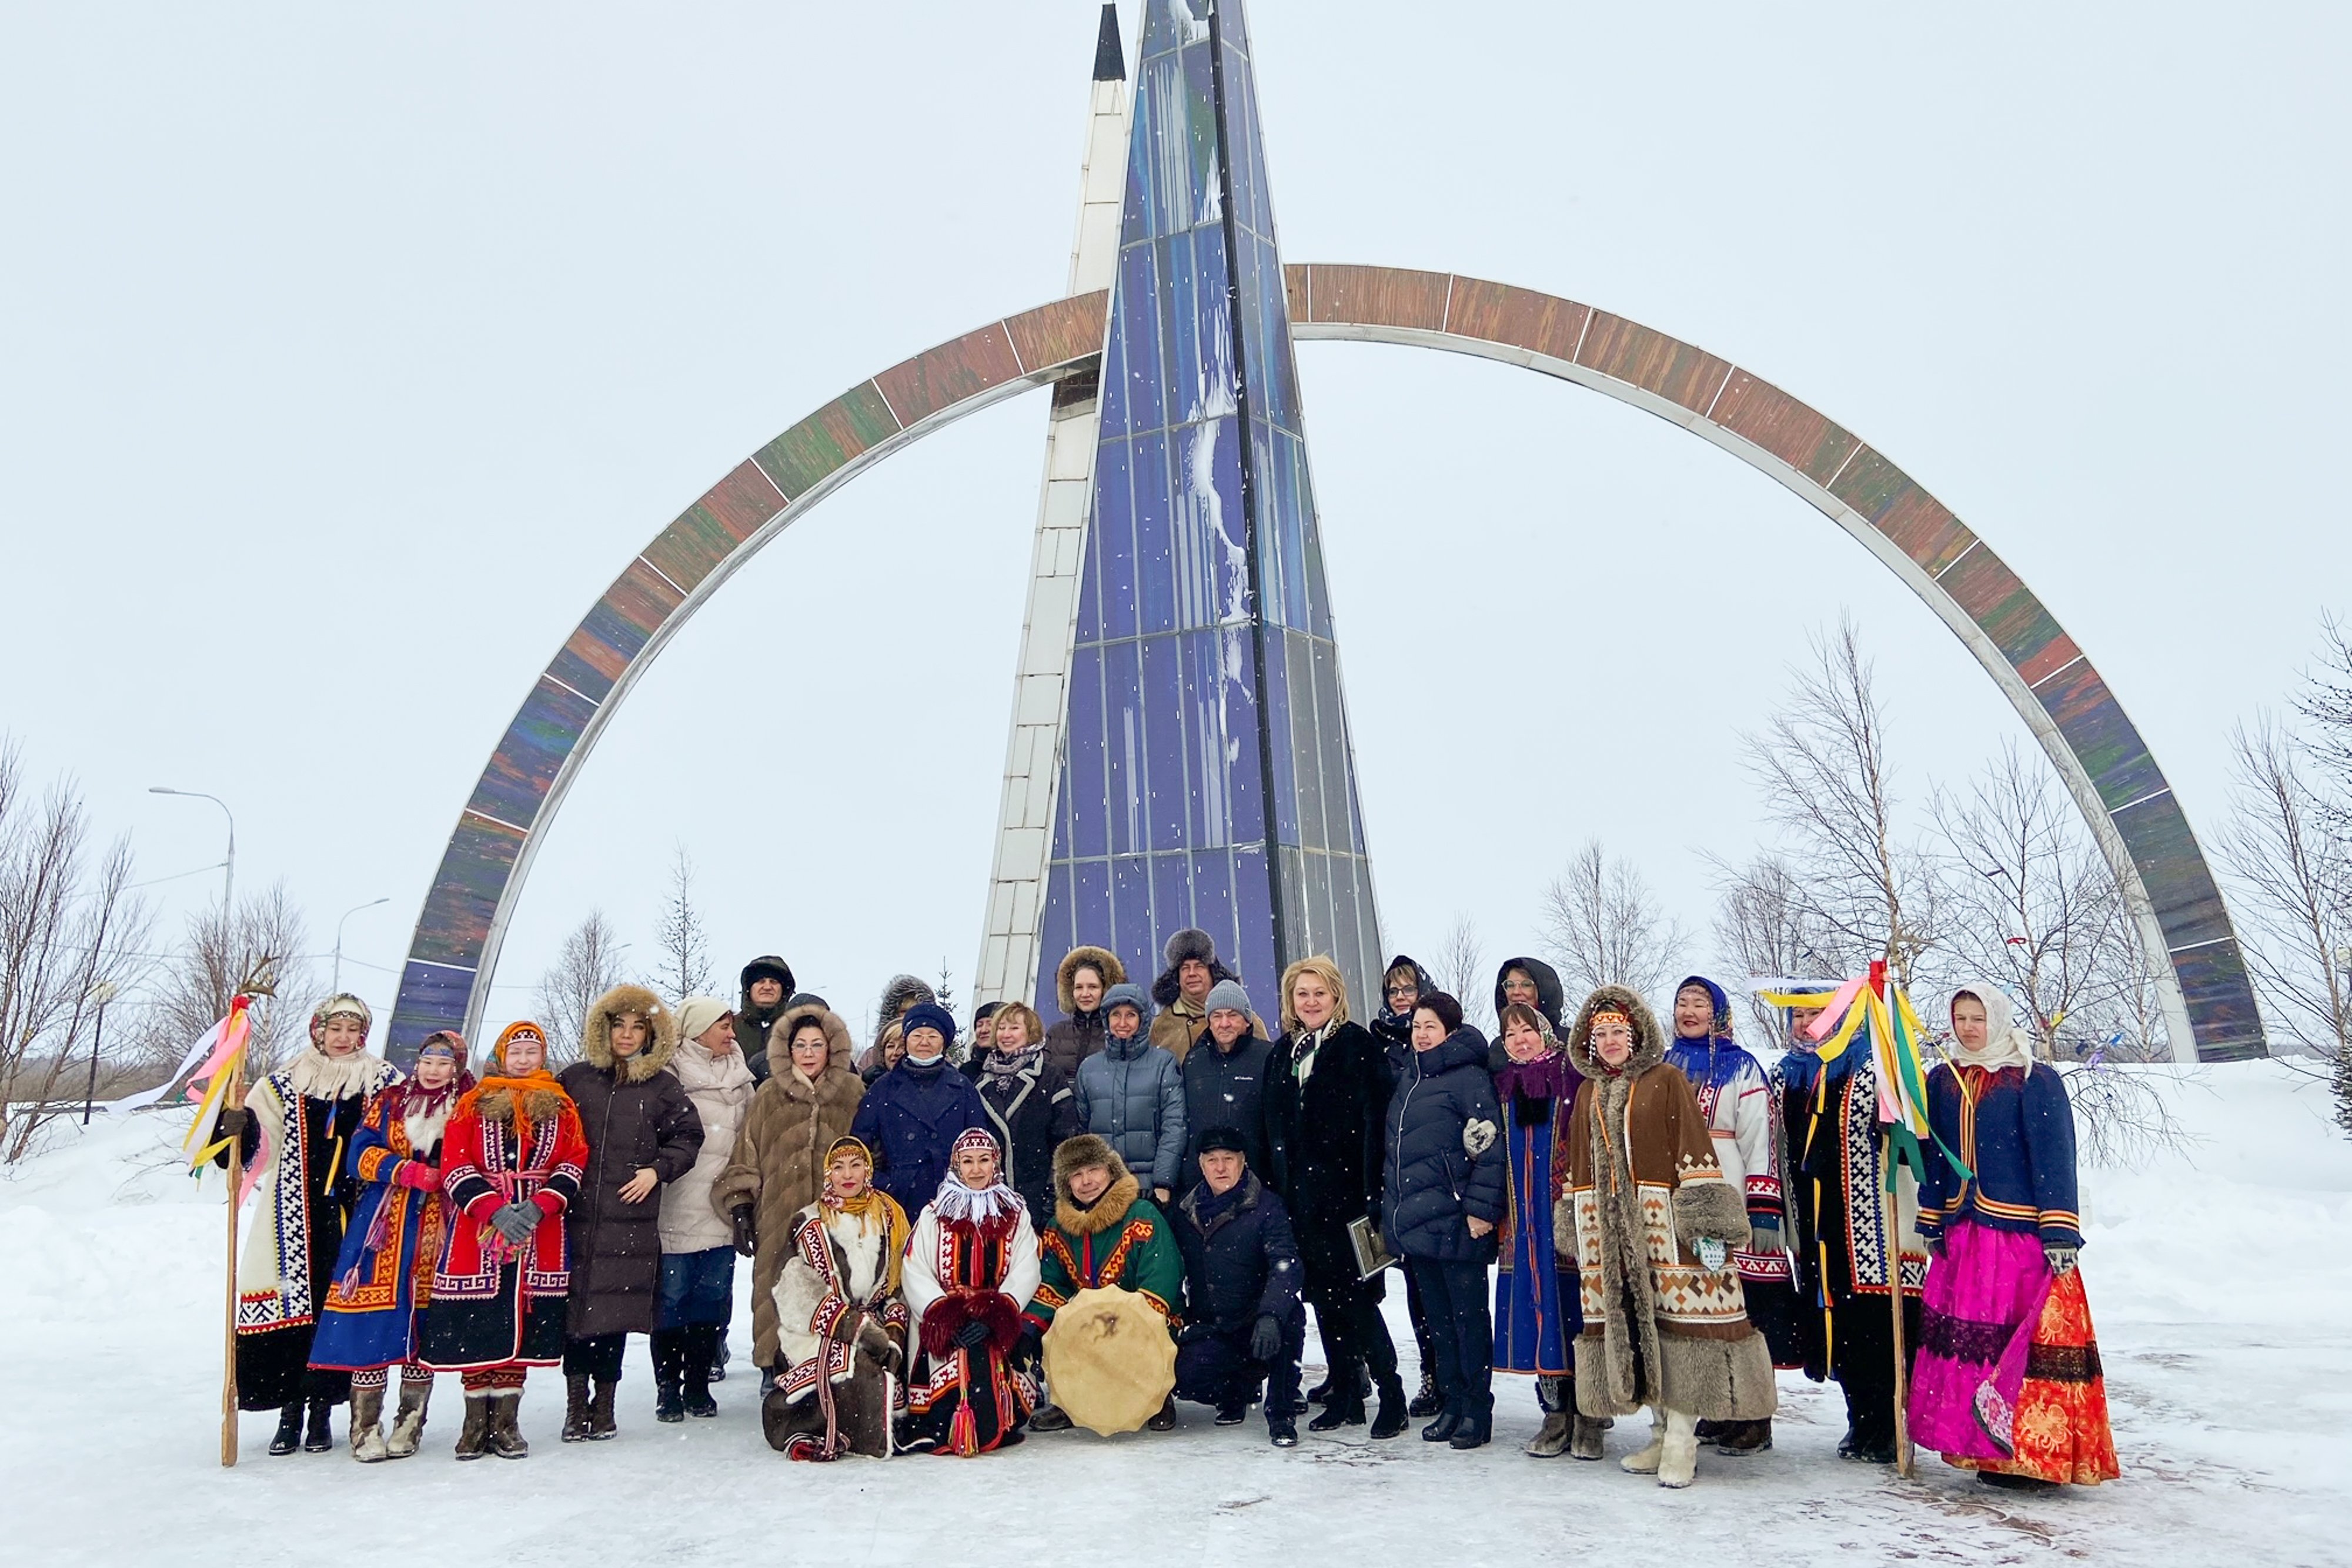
[660,1031,755,1254]
[707,1002,866,1369]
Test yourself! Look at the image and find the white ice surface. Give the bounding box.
[3,1062,2346,1566]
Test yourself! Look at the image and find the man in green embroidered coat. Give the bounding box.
[1020,1133,1185,1432]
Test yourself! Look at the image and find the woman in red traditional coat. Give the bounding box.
[901,1128,1042,1455]
[419,1021,589,1460]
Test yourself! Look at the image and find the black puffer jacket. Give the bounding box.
[1178,1030,1274,1195]
[559,987,705,1339]
[1174,1171,1304,1334]
[1381,1025,1506,1264]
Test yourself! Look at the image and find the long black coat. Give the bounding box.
[1265,1020,1393,1291]
[1381,1027,1508,1263]
[559,1059,703,1338]
[965,1050,1077,1222]
[1174,1172,1305,1333]
[1177,1031,1274,1195]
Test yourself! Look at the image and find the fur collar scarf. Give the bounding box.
[466,1073,572,1127]
[1054,1169,1141,1237]
[285,1047,395,1104]
[930,1171,1025,1235]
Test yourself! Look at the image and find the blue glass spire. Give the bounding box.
[1035,0,1382,1015]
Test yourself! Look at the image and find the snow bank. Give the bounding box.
[1,1066,2344,1567]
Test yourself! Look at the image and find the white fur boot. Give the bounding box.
[1620,1407,1668,1474]
[1657,1407,1700,1489]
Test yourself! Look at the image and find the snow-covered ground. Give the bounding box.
[4,1062,2346,1566]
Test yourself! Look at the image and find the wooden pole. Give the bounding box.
[219,1014,248,1468]
[1881,1131,1914,1478]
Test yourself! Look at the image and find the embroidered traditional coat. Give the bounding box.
[1023,1171,1184,1329]
[419,1075,588,1371]
[309,1078,467,1371]
[903,1194,1042,1455]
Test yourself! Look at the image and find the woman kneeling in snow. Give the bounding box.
[763,1136,911,1459]
[901,1128,1041,1455]
[1562,985,1776,1489]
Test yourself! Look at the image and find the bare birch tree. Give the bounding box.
[538,910,627,1066]
[1708,850,1859,1039]
[131,884,313,1082]
[1542,840,1690,1004]
[650,846,711,1005]
[1432,914,1489,1032]
[1741,618,1940,988]
[0,745,152,1159]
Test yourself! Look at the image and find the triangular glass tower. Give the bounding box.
[1034,0,1382,1014]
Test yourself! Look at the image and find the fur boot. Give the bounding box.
[386,1379,431,1459]
[560,1373,592,1442]
[1621,1407,1668,1474]
[1716,1416,1773,1455]
[349,1386,389,1463]
[1569,1412,1609,1460]
[1525,1410,1573,1457]
[1656,1407,1701,1488]
[486,1391,529,1459]
[453,1390,492,1460]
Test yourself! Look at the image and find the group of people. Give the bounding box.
[212,925,2117,1493]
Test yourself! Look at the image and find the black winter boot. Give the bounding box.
[1421,1399,1464,1443]
[682,1324,719,1418]
[1308,1360,1366,1432]
[300,1399,335,1453]
[268,1401,304,1456]
[1369,1374,1409,1439]
[560,1373,592,1442]
[587,1374,619,1439]
[1448,1400,1494,1451]
[1408,1369,1444,1419]
[652,1329,686,1423]
[708,1331,729,1383]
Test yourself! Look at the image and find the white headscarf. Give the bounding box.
[1946,983,2035,1072]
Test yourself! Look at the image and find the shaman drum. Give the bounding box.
[1040,1286,1177,1436]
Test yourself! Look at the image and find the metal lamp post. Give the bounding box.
[333,897,389,993]
[149,787,235,915]
[80,980,119,1125]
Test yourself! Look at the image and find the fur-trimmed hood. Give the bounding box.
[1055,945,1127,1016]
[1565,984,1668,1081]
[771,1001,856,1075]
[582,983,677,1083]
[873,974,936,1046]
[1152,927,1236,1009]
[1051,1133,1141,1236]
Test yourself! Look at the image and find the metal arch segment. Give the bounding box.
[1284,263,2261,1064]
[386,292,1109,1062]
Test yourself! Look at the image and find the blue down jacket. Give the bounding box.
[1074,1031,1187,1192]
[1381,1026,1507,1263]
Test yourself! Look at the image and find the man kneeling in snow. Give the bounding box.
[1171,1126,1307,1447]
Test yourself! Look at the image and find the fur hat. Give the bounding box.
[1101,982,1152,1028]
[1153,927,1237,1008]
[1203,979,1254,1019]
[582,983,677,1084]
[676,995,734,1048]
[874,974,937,1045]
[1053,1132,1130,1188]
[899,1002,957,1052]
[1055,945,1127,1015]
[1565,984,1667,1080]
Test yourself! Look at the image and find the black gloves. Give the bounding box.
[730,1205,757,1258]
[953,1318,993,1351]
[1174,1320,1212,1346]
[1248,1313,1282,1363]
[1015,1323,1044,1366]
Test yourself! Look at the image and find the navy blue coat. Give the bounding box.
[1381,1027,1508,1263]
[1178,1032,1275,1195]
[1174,1171,1305,1333]
[848,1058,988,1214]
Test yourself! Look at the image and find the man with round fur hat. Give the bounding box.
[1149,927,1265,1066]
[1019,1132,1186,1433]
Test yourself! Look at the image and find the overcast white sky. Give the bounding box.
[4,2,2346,1040]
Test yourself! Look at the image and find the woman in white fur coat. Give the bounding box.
[656,995,756,1421]
[761,1136,911,1459]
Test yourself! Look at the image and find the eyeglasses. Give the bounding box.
[1384,984,1418,997]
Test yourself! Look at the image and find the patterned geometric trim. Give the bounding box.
[1031,1281,1069,1310]
[2025,1341,2103,1383]
[1839,1062,1927,1296]
[1040,1231,1079,1282]
[1094,1219,1155,1289]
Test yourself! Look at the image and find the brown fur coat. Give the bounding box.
[1560,984,1776,1422]
[709,1003,866,1368]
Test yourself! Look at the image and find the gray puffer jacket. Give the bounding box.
[1073,1031,1187,1192]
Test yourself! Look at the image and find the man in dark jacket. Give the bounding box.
[1178,980,1273,1198]
[1172,1127,1305,1446]
[735,956,796,1085]
[1382,991,1507,1450]
[848,1002,988,1213]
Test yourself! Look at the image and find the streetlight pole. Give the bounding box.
[333,897,390,993]
[149,787,235,915]
[81,981,119,1126]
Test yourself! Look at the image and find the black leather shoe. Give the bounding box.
[300,1399,334,1453]
[1368,1376,1408,1439]
[1421,1406,1463,1443]
[1308,1393,1365,1432]
[268,1402,303,1456]
[1268,1415,1298,1448]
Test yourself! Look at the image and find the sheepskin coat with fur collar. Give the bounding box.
[1561,984,1776,1423]
[558,984,705,1338]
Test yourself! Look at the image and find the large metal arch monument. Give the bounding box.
[385,264,2264,1066]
